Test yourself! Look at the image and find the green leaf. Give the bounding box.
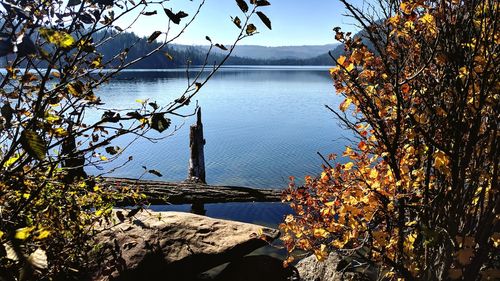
[39,28,75,50]
[256,11,271,30]
[147,31,162,43]
[246,23,257,35]
[20,130,47,161]
[164,9,188,24]
[151,113,171,133]
[235,0,248,13]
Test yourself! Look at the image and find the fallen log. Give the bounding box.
[103,177,283,205]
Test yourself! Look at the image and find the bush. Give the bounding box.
[281,1,499,280]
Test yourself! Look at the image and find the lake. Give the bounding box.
[89,66,348,189]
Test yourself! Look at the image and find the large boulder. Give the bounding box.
[90,210,280,281]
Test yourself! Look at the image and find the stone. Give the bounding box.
[90,210,280,281]
[296,253,375,281]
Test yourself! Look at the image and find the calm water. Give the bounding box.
[88,66,348,189]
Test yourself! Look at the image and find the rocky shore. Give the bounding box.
[89,209,370,281]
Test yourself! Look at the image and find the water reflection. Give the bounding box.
[87,67,347,188]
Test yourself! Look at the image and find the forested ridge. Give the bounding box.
[95,31,344,67]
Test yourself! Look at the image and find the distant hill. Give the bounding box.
[1,31,356,68]
[95,32,341,67]
[206,44,339,60]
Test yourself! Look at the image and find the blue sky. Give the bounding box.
[122,0,363,46]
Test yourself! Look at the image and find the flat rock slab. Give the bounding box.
[91,210,280,281]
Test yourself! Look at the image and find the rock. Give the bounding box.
[296,253,342,281]
[90,210,280,281]
[296,253,375,281]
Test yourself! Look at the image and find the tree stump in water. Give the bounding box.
[188,108,206,215]
[188,107,206,184]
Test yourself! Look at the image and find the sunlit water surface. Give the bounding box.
[89,66,347,189]
[85,66,349,229]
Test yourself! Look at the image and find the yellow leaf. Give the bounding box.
[491,232,500,248]
[325,201,335,207]
[314,244,328,261]
[346,63,354,72]
[404,21,414,30]
[36,230,50,240]
[53,127,68,137]
[458,67,469,79]
[434,150,449,171]
[387,16,399,26]
[343,146,353,157]
[329,66,340,75]
[313,228,329,238]
[39,28,75,49]
[406,221,417,227]
[45,114,61,123]
[420,13,435,24]
[344,162,354,171]
[369,169,379,179]
[320,171,329,182]
[366,85,376,95]
[400,2,413,14]
[3,155,20,168]
[337,55,346,66]
[100,155,108,161]
[339,97,352,112]
[95,209,104,217]
[15,226,35,240]
[0,231,4,239]
[404,232,417,251]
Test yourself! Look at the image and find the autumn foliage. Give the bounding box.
[281,0,498,280]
